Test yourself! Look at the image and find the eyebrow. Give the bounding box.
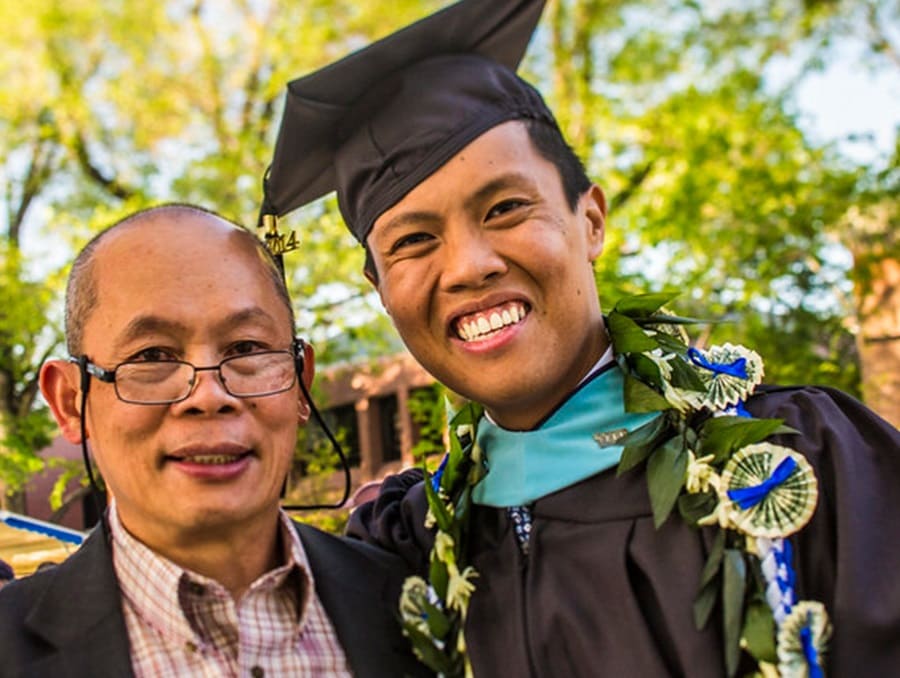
[113,308,282,349]
[375,171,539,241]
[461,172,538,213]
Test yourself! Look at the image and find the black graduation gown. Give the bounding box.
[348,385,900,677]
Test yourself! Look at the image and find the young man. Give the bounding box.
[260,1,900,675]
[0,205,430,678]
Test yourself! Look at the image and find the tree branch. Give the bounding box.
[72,130,134,200]
[609,160,655,212]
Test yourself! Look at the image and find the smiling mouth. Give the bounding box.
[454,301,529,342]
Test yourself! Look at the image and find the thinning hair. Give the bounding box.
[65,203,294,355]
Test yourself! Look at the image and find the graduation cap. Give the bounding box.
[260,0,555,247]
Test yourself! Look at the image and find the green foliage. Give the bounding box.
[288,509,349,535]
[408,383,447,464]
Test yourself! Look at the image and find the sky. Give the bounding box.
[772,39,899,165]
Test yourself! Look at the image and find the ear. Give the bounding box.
[40,360,86,444]
[299,339,315,390]
[581,184,607,261]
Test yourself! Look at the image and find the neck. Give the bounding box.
[486,322,610,431]
[116,506,283,600]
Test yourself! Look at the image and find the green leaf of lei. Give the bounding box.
[722,549,748,677]
[700,416,798,463]
[694,530,726,629]
[647,436,688,527]
[741,598,778,664]
[623,373,671,413]
[607,312,661,353]
[617,414,669,475]
[612,292,679,316]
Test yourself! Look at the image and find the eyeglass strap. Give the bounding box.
[282,337,352,511]
[74,355,110,541]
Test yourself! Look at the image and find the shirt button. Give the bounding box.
[185,641,198,654]
[250,666,264,678]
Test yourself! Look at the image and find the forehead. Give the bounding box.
[370,121,551,228]
[84,215,290,346]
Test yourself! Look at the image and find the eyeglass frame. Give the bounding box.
[69,343,304,406]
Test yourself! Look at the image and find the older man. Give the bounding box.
[0,205,429,678]
[259,1,900,676]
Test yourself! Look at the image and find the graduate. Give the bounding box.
[259,1,900,675]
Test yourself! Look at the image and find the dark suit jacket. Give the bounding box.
[0,519,431,678]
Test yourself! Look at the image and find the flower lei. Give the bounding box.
[399,293,831,678]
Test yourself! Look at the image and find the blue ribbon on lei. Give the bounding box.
[687,347,748,378]
[431,453,449,491]
[800,612,824,678]
[727,456,798,509]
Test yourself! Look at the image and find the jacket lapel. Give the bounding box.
[23,527,135,677]
[295,522,431,678]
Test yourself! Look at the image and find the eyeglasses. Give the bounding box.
[72,350,298,405]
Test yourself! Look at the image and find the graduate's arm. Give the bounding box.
[748,385,900,674]
[346,467,433,575]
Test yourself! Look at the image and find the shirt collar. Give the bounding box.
[109,501,316,644]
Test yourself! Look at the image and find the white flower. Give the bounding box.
[645,348,675,380]
[685,451,720,494]
[399,576,432,635]
[446,565,479,613]
[662,381,707,413]
[434,531,456,564]
[698,498,736,530]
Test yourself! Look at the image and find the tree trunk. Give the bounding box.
[855,255,900,428]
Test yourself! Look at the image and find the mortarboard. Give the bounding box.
[260,0,555,245]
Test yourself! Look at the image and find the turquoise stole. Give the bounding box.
[472,365,659,508]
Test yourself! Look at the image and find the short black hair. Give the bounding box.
[363,119,592,281]
[523,118,592,211]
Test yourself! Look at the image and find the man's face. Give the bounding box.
[368,121,608,430]
[71,215,301,547]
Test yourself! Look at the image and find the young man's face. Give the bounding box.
[44,214,306,550]
[368,121,608,430]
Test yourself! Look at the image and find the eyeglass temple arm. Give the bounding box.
[70,355,110,540]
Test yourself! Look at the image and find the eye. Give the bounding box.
[390,231,435,254]
[129,347,179,363]
[486,198,529,220]
[227,340,268,356]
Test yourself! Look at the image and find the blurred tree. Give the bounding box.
[0,0,897,506]
[543,0,898,424]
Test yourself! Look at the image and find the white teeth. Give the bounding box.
[456,303,529,342]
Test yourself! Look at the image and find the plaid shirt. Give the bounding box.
[109,505,351,678]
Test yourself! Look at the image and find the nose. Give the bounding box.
[171,365,237,415]
[440,226,507,292]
